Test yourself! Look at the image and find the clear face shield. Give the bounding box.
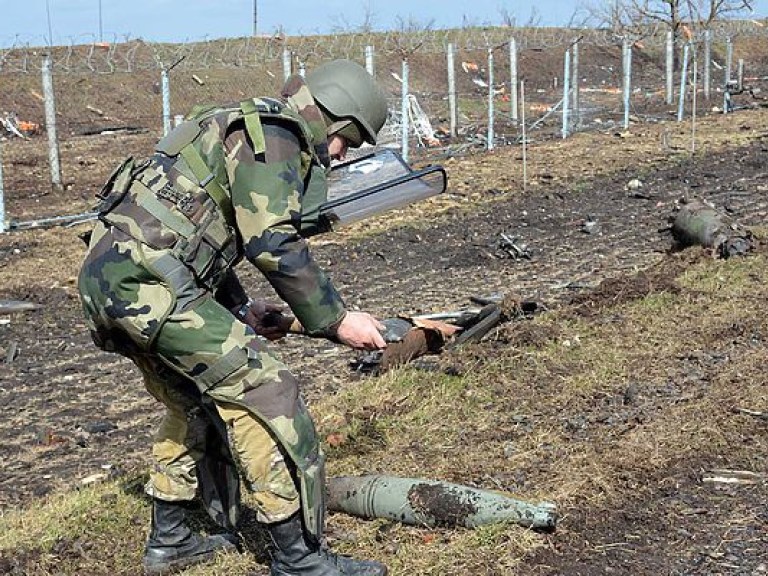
[299,149,447,236]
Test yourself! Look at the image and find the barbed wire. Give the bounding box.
[0,20,766,75]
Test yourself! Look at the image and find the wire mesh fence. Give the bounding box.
[2,22,768,229]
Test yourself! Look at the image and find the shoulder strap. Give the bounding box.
[239,99,267,155]
[179,143,235,227]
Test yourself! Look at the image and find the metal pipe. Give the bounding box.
[521,80,527,192]
[737,59,744,91]
[282,48,292,81]
[725,37,733,85]
[327,475,557,531]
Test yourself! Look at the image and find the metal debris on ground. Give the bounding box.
[498,233,532,259]
[0,300,41,314]
[354,293,543,373]
[669,198,755,258]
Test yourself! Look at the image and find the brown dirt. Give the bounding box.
[2,92,768,574]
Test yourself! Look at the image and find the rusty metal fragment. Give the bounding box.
[327,475,557,532]
[670,199,755,258]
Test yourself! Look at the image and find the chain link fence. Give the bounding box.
[2,22,768,229]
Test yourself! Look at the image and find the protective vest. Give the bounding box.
[95,97,328,293]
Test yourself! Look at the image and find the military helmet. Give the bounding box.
[306,59,388,147]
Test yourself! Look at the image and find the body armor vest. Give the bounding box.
[95,97,325,292]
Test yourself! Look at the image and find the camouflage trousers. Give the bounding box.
[133,347,302,525]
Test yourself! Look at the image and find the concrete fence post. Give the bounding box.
[666,30,674,105]
[400,58,410,163]
[677,43,690,122]
[622,39,632,129]
[703,29,712,100]
[487,48,495,150]
[562,49,570,139]
[737,59,744,91]
[447,43,457,137]
[571,40,580,128]
[161,68,171,136]
[282,48,292,81]
[42,55,62,191]
[365,45,375,76]
[509,37,518,122]
[0,138,5,233]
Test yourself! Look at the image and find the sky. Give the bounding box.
[2,0,768,47]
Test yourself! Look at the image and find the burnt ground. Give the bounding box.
[0,107,767,575]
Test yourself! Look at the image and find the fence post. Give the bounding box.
[365,45,375,76]
[447,44,457,138]
[0,139,5,233]
[400,58,410,163]
[509,37,518,123]
[521,80,527,193]
[703,29,712,100]
[737,58,744,91]
[42,54,62,191]
[562,49,570,139]
[677,43,690,122]
[571,39,580,128]
[161,68,171,136]
[725,37,733,85]
[282,48,292,81]
[622,39,632,130]
[666,30,674,105]
[487,48,495,151]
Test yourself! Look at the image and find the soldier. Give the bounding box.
[78,60,389,576]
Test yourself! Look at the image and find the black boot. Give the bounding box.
[143,498,238,575]
[267,513,387,576]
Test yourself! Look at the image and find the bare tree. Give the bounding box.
[579,0,753,39]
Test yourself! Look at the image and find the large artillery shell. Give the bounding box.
[327,475,557,532]
[671,200,730,249]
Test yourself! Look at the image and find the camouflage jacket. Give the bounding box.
[90,75,345,337]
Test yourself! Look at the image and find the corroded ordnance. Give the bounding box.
[327,475,557,532]
[671,199,754,258]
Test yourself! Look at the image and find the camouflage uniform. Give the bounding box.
[78,76,343,535]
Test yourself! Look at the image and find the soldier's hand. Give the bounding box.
[334,311,387,350]
[233,300,290,341]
